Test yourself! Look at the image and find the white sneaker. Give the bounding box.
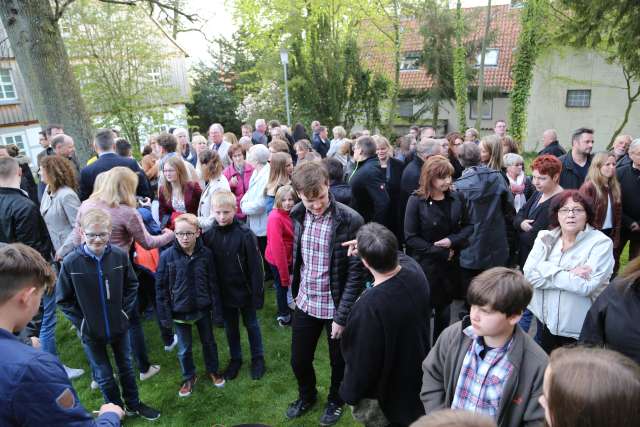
[90,380,99,390]
[140,364,161,381]
[64,365,85,380]
[164,334,178,352]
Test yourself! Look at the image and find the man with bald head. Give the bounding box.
[50,133,80,173]
[613,134,632,167]
[537,129,566,157]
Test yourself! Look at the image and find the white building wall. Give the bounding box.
[525,49,640,152]
[0,124,43,168]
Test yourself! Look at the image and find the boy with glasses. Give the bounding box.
[155,213,224,396]
[57,209,161,421]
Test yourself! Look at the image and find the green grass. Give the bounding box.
[57,285,359,427]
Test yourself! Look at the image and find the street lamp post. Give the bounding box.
[280,47,291,127]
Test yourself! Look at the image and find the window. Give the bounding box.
[469,99,493,120]
[566,89,591,108]
[398,100,413,117]
[475,49,499,67]
[400,51,421,71]
[2,133,26,155]
[0,69,17,100]
[148,68,162,86]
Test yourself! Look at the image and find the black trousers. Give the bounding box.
[290,308,345,405]
[540,323,577,355]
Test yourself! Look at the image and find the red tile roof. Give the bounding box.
[363,4,522,92]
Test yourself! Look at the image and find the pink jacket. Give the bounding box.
[223,162,254,220]
[265,208,294,287]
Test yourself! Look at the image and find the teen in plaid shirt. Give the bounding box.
[285,162,366,426]
[421,268,548,427]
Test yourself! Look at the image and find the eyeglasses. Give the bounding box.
[176,232,196,238]
[558,208,586,216]
[85,232,109,241]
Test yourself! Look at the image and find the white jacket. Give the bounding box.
[240,163,270,237]
[197,175,230,231]
[523,226,614,340]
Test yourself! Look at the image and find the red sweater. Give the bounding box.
[265,208,294,287]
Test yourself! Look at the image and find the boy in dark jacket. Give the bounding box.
[156,213,225,397]
[203,191,265,381]
[56,208,160,421]
[0,243,124,426]
[421,267,548,427]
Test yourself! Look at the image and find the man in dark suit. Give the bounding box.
[79,128,150,201]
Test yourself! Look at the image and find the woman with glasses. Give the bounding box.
[445,132,464,179]
[523,189,614,353]
[504,153,534,213]
[159,156,202,229]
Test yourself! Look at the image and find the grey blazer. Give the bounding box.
[40,185,80,257]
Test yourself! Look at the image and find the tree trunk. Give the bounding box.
[0,1,94,163]
[475,0,492,131]
[432,99,439,130]
[385,0,401,132]
[609,68,640,148]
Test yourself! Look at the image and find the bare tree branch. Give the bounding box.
[54,0,80,21]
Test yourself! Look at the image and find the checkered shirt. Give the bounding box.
[296,209,334,319]
[451,325,514,419]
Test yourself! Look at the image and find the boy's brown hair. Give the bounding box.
[0,243,56,304]
[467,267,532,316]
[211,190,237,210]
[291,161,329,198]
[174,213,198,229]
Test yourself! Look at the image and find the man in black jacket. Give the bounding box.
[558,127,593,189]
[400,138,441,198]
[287,162,366,426]
[79,129,150,201]
[348,136,390,224]
[617,139,640,263]
[537,129,566,158]
[340,223,430,427]
[0,157,52,262]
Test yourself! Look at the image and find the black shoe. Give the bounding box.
[223,359,242,380]
[125,402,161,421]
[285,397,316,419]
[250,357,266,380]
[319,401,343,426]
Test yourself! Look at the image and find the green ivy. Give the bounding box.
[453,0,468,130]
[509,0,549,147]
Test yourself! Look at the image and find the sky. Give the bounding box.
[175,0,236,65]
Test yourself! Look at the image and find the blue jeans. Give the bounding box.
[127,302,151,373]
[174,313,220,380]
[269,264,291,319]
[222,306,264,361]
[39,292,57,356]
[82,333,140,408]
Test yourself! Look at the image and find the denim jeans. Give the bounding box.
[39,291,57,356]
[128,305,151,373]
[82,333,140,408]
[269,263,291,319]
[222,306,264,362]
[174,313,220,380]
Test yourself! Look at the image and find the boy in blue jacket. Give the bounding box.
[0,243,123,426]
[56,208,160,421]
[155,213,225,397]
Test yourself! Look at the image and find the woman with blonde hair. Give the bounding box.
[224,132,239,145]
[480,134,504,172]
[375,135,406,244]
[197,148,230,231]
[264,152,293,214]
[293,139,319,166]
[327,125,347,158]
[159,155,202,228]
[192,134,209,180]
[579,151,622,254]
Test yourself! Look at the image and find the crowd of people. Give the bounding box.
[0,118,639,427]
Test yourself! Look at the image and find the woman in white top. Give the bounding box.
[524,189,614,354]
[240,144,270,250]
[197,148,230,231]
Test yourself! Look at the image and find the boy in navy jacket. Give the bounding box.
[0,243,123,426]
[56,208,160,421]
[203,191,266,381]
[156,213,225,397]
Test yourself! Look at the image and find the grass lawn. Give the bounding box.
[57,285,359,427]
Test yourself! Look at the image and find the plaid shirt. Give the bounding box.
[451,325,514,419]
[296,209,334,319]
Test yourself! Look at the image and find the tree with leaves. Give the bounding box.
[63,0,180,153]
[559,0,640,147]
[453,0,469,131]
[0,0,196,163]
[474,0,492,131]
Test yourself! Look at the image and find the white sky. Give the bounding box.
[176,0,235,65]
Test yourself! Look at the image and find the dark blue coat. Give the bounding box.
[79,152,149,201]
[155,238,218,327]
[0,328,120,426]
